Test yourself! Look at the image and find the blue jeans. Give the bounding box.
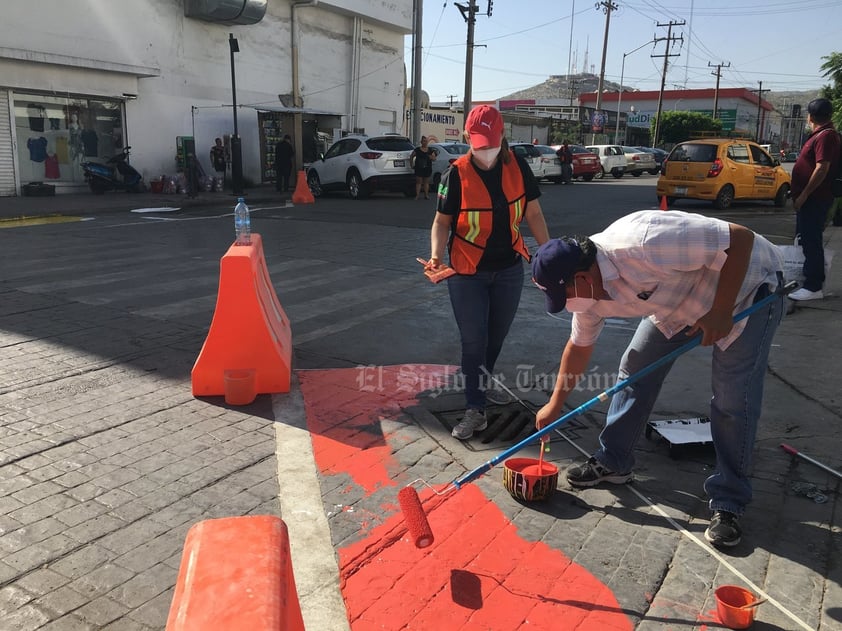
[796,197,831,291]
[594,284,784,515]
[447,262,524,410]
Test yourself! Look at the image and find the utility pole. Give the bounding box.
[751,81,770,142]
[568,78,579,107]
[447,94,458,108]
[708,61,730,120]
[410,0,423,143]
[651,19,684,148]
[592,0,618,144]
[455,0,491,120]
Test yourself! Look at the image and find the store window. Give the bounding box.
[14,94,124,186]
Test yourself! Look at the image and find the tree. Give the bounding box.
[820,52,842,129]
[650,111,723,146]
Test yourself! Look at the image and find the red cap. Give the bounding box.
[465,105,504,149]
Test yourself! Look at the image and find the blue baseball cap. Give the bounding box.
[531,238,582,313]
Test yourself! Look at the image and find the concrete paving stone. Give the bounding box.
[9,494,77,525]
[92,488,139,511]
[91,467,143,491]
[105,562,175,610]
[64,482,109,503]
[38,613,96,631]
[97,518,172,556]
[54,499,111,528]
[100,618,155,631]
[0,517,68,553]
[13,453,54,473]
[73,594,129,627]
[0,583,35,615]
[47,543,115,579]
[68,563,134,599]
[1,603,52,631]
[0,472,36,496]
[3,533,76,574]
[125,588,174,629]
[0,513,23,537]
[109,500,160,526]
[15,567,71,597]
[63,513,126,544]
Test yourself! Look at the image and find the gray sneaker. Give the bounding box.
[485,388,512,405]
[452,409,487,439]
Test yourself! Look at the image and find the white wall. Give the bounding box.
[2,0,408,185]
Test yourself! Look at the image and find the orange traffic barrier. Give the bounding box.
[166,516,305,631]
[292,169,314,204]
[191,233,292,401]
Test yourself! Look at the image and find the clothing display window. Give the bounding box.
[13,94,124,186]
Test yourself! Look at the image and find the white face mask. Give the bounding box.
[472,146,501,168]
[565,278,597,313]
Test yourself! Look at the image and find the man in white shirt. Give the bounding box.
[532,210,785,549]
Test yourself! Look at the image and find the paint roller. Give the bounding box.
[400,280,796,549]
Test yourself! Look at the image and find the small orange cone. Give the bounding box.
[292,169,314,204]
[659,195,668,211]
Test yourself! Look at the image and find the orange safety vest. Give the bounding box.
[449,151,531,274]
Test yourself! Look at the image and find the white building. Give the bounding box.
[0,0,411,196]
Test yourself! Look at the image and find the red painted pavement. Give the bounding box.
[298,365,633,630]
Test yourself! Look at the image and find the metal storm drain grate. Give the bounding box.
[435,403,588,452]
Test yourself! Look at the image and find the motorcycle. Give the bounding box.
[82,146,145,194]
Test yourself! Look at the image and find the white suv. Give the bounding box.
[585,144,626,179]
[306,134,416,200]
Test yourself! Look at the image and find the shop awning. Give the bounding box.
[248,105,345,117]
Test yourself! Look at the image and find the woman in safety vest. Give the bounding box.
[425,105,550,440]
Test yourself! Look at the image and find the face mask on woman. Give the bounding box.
[472,146,501,168]
[565,278,597,313]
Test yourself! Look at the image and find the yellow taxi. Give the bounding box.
[656,138,791,210]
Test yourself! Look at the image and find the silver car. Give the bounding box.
[429,142,470,188]
[509,143,544,179]
[306,134,416,200]
[621,146,658,177]
[534,145,563,183]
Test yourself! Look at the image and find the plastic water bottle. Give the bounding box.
[234,197,251,245]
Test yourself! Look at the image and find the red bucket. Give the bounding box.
[502,457,558,501]
[715,585,757,629]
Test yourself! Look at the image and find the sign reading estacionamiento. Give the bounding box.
[419,108,464,143]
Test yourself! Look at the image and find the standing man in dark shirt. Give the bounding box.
[789,98,840,301]
[556,140,574,184]
[275,135,295,193]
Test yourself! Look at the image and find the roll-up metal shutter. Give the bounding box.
[0,90,16,196]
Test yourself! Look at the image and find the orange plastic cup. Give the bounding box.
[223,369,256,406]
[715,585,757,629]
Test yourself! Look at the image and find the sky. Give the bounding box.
[406,0,842,104]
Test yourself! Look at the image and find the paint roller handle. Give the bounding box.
[780,443,842,480]
[453,279,794,489]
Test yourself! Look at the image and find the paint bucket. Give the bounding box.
[714,585,757,629]
[502,458,558,501]
[223,369,256,406]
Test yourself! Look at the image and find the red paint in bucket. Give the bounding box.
[502,457,559,501]
[715,585,757,629]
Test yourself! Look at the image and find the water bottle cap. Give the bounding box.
[237,197,245,202]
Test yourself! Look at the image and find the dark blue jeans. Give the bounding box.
[447,262,524,410]
[796,197,831,291]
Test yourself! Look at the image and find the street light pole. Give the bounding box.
[229,33,243,196]
[614,39,654,143]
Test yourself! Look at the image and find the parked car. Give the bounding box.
[568,145,601,181]
[634,147,667,174]
[656,138,791,210]
[509,143,544,179]
[534,144,563,182]
[306,134,416,200]
[585,144,626,179]
[429,142,470,188]
[621,146,658,177]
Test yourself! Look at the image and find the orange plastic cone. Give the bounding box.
[659,195,668,211]
[292,169,314,204]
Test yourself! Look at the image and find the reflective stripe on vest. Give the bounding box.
[450,151,531,274]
